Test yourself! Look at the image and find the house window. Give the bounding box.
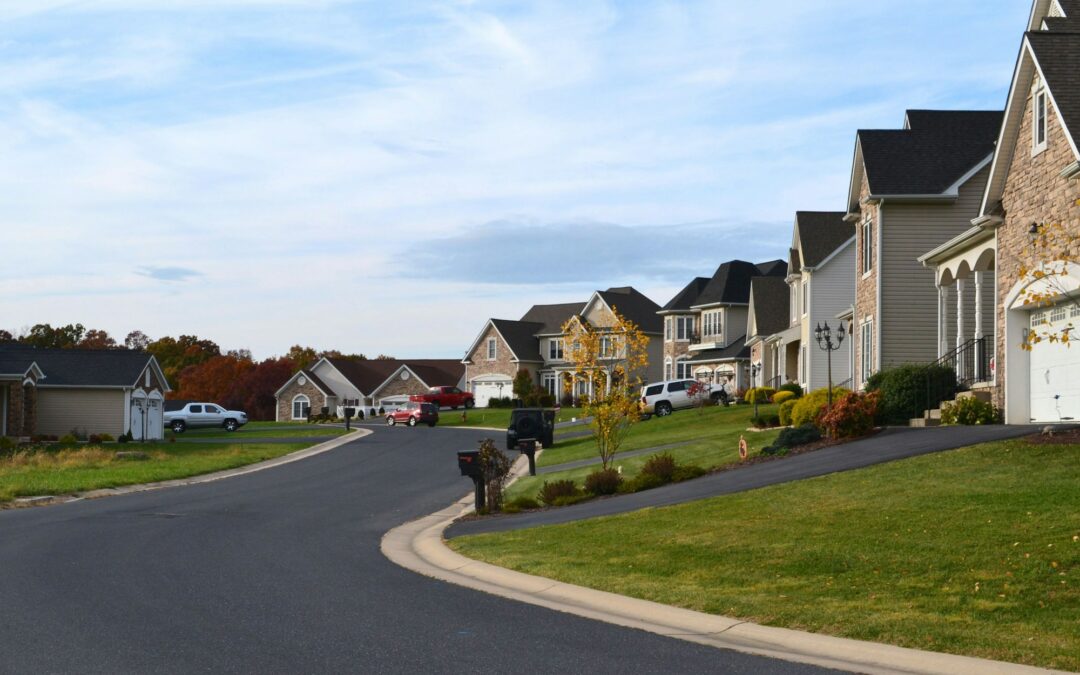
[664,358,673,380]
[675,359,692,379]
[801,345,808,383]
[860,321,874,383]
[549,339,564,360]
[1034,89,1048,153]
[801,280,808,316]
[292,395,311,420]
[702,311,723,338]
[542,373,556,395]
[676,316,694,341]
[486,337,497,360]
[665,317,672,341]
[791,284,797,322]
[862,217,873,275]
[600,336,613,358]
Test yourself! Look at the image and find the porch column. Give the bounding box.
[956,279,966,381]
[974,271,984,380]
[937,285,948,358]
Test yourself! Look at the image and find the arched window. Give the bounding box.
[292,394,311,420]
[664,358,673,381]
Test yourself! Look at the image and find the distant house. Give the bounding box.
[274,358,466,420]
[461,287,664,407]
[0,344,171,440]
[660,260,787,394]
[745,276,790,389]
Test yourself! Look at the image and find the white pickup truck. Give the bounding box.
[163,402,248,433]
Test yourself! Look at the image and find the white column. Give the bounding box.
[937,285,948,358]
[974,271,984,381]
[956,278,967,381]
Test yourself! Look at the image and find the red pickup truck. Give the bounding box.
[409,386,475,410]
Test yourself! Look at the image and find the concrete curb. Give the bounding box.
[10,429,371,509]
[382,491,1066,675]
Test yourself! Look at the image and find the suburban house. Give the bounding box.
[745,276,790,389]
[847,108,1003,390]
[919,0,1080,423]
[0,343,171,440]
[462,287,664,406]
[769,212,855,391]
[660,259,787,394]
[274,358,466,420]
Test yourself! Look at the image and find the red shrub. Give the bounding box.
[817,391,880,439]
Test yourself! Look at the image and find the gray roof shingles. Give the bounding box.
[597,287,663,333]
[0,344,157,387]
[692,260,788,308]
[1027,30,1080,152]
[749,277,791,338]
[519,303,583,335]
[490,320,546,362]
[661,277,711,312]
[795,211,853,268]
[328,357,465,394]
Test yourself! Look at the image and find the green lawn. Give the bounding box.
[504,404,780,502]
[453,439,1080,671]
[0,439,321,503]
[177,420,351,439]
[434,407,586,429]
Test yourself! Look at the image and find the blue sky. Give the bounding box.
[1,1,1031,358]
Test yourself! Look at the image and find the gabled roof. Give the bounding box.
[327,357,466,394]
[660,277,710,313]
[520,303,583,335]
[691,260,788,309]
[980,0,1080,216]
[0,347,43,381]
[747,277,790,339]
[369,360,468,397]
[0,344,168,389]
[595,287,663,332]
[685,336,751,364]
[794,212,852,269]
[488,319,545,362]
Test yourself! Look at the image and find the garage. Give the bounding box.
[471,377,512,408]
[1028,306,1080,422]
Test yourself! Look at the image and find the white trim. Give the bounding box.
[291,393,311,420]
[1030,50,1080,160]
[273,369,331,399]
[369,364,430,400]
[1032,87,1049,156]
[875,203,883,373]
[123,389,132,436]
[941,154,994,196]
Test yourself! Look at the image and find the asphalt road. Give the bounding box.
[0,427,836,674]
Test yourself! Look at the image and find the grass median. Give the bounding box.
[453,438,1080,671]
[0,437,331,503]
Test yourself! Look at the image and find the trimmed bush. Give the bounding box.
[98,433,115,442]
[778,382,804,398]
[819,391,880,438]
[87,434,102,444]
[538,479,580,506]
[866,364,957,425]
[58,433,79,444]
[750,413,781,428]
[584,468,623,495]
[941,397,1001,425]
[744,387,777,404]
[552,494,593,507]
[671,464,707,482]
[778,399,797,426]
[790,387,850,428]
[771,390,796,405]
[502,495,541,513]
[640,452,676,482]
[774,424,822,449]
[618,472,667,494]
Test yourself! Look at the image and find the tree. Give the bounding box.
[147,335,221,386]
[512,369,534,400]
[1020,202,1080,349]
[0,329,13,342]
[20,323,86,349]
[235,357,297,421]
[124,330,150,350]
[561,307,651,470]
[175,355,253,406]
[286,345,319,369]
[78,329,117,350]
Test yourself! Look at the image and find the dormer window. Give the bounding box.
[1034,88,1048,154]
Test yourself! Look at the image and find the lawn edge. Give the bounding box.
[381,489,1066,675]
[8,429,370,510]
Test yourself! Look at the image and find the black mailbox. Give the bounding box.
[457,451,482,478]
[344,407,355,419]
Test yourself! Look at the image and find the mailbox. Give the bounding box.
[343,407,355,419]
[457,451,482,478]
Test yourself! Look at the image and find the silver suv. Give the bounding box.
[163,402,248,433]
[640,379,712,417]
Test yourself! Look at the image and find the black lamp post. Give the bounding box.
[750,362,762,417]
[814,321,846,413]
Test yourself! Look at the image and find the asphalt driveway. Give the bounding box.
[0,427,835,674]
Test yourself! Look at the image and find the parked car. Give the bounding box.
[409,386,475,410]
[163,402,249,433]
[386,401,439,427]
[639,379,722,417]
[506,408,555,449]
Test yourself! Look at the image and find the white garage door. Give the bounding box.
[1029,307,1080,422]
[472,380,511,408]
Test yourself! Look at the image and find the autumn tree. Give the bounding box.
[124,330,150,350]
[78,329,117,350]
[561,307,651,470]
[147,335,221,385]
[512,369,534,400]
[1020,201,1080,349]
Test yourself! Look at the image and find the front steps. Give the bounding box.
[909,389,992,427]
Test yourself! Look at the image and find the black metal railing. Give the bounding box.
[923,337,989,419]
[835,377,853,390]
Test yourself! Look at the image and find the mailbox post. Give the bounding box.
[517,440,537,476]
[457,450,485,511]
[344,407,354,431]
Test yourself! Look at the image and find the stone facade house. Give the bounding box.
[274,357,465,420]
[462,287,664,407]
[846,108,1003,390]
[0,343,171,440]
[919,0,1080,423]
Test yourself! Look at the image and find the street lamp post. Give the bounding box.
[814,321,846,415]
[750,362,761,417]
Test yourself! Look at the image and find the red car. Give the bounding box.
[386,401,439,427]
[409,386,475,410]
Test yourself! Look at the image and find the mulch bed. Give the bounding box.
[1023,427,1080,445]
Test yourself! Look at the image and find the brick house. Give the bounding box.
[274,357,465,420]
[659,259,787,395]
[0,349,43,438]
[462,287,664,407]
[919,0,1080,423]
[846,108,1003,390]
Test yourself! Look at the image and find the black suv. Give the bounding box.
[506,408,555,450]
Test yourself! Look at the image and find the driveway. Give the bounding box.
[447,424,1038,538]
[0,427,834,674]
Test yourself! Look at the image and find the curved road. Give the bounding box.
[0,428,835,674]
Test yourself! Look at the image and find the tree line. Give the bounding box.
[0,323,392,421]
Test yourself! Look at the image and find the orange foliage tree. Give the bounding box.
[1019,200,1080,349]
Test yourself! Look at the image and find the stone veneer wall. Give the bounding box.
[276,378,328,421]
[662,314,694,377]
[372,374,431,401]
[4,383,25,436]
[853,171,877,388]
[464,324,522,383]
[993,88,1080,409]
